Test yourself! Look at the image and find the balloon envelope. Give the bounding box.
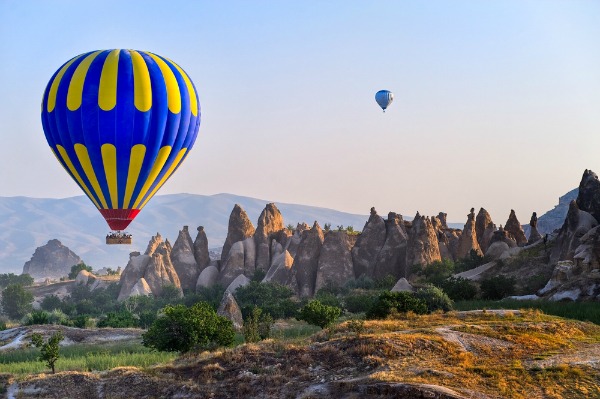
[375,90,394,111]
[41,49,200,231]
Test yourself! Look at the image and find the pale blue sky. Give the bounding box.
[1,0,599,225]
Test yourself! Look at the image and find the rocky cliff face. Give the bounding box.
[294,222,325,297]
[406,213,441,271]
[193,226,210,272]
[22,239,83,281]
[475,208,494,253]
[457,208,483,259]
[527,212,543,244]
[254,203,285,272]
[221,204,256,264]
[315,231,354,293]
[504,210,528,246]
[351,208,386,278]
[171,226,200,292]
[576,169,600,223]
[551,201,598,264]
[373,212,408,279]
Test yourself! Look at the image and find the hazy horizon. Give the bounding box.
[1,1,598,226]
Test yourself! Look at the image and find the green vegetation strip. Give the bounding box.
[0,343,176,375]
[455,300,600,325]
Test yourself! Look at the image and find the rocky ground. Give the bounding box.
[2,311,599,399]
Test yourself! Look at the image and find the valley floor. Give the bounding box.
[2,310,600,398]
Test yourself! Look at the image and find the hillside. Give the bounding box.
[2,311,599,398]
[0,194,373,273]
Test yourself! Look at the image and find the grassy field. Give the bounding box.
[0,342,176,375]
[455,299,600,325]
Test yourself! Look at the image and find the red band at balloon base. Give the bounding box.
[99,209,141,231]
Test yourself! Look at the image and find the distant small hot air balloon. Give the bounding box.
[41,49,201,244]
[375,90,393,112]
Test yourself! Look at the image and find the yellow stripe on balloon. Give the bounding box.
[145,52,181,114]
[123,144,146,209]
[55,145,101,209]
[47,55,84,112]
[139,148,187,209]
[166,57,198,116]
[98,49,120,111]
[74,144,109,209]
[130,50,152,112]
[67,51,103,111]
[132,146,172,209]
[101,144,118,209]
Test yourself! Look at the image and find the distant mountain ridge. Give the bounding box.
[523,188,578,237]
[0,193,378,273]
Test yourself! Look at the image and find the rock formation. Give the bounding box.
[437,212,448,229]
[193,226,210,272]
[219,237,256,287]
[315,231,354,293]
[475,208,494,253]
[254,203,285,272]
[487,225,517,249]
[551,201,598,264]
[225,274,250,293]
[221,204,255,264]
[405,213,441,271]
[504,210,528,246]
[352,207,386,278]
[527,212,543,244]
[294,222,325,297]
[196,265,219,290]
[576,169,600,223]
[118,235,183,301]
[129,278,153,297]
[75,270,94,285]
[263,249,295,286]
[457,208,483,259]
[171,226,200,292]
[22,239,83,281]
[391,278,414,292]
[373,212,408,279]
[217,291,244,331]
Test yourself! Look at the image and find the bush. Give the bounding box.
[71,314,92,329]
[440,277,478,301]
[40,295,63,312]
[297,300,341,329]
[235,281,299,319]
[187,285,226,311]
[480,275,516,300]
[415,259,455,286]
[142,302,235,353]
[68,263,93,280]
[97,311,138,328]
[366,291,427,319]
[25,310,50,325]
[0,320,6,331]
[415,285,453,313]
[314,291,343,309]
[243,306,274,343]
[1,284,34,320]
[455,250,489,272]
[0,273,34,288]
[342,292,378,314]
[347,318,365,337]
[48,309,70,326]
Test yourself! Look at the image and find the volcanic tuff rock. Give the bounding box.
[352,207,386,278]
[315,231,354,293]
[437,212,448,229]
[475,208,494,253]
[221,204,256,264]
[225,274,250,293]
[576,169,600,223]
[294,222,325,297]
[75,270,94,285]
[457,208,483,259]
[487,226,517,249]
[193,226,210,272]
[373,212,408,279]
[219,237,256,287]
[528,212,543,244]
[170,226,200,292]
[196,265,219,290]
[217,291,244,331]
[22,239,83,281]
[551,201,598,264]
[254,203,285,272]
[144,233,164,256]
[263,249,295,286]
[406,213,441,270]
[504,210,528,246]
[391,277,415,292]
[130,278,153,297]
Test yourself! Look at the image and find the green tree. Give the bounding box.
[142,302,234,353]
[366,291,427,319]
[31,331,64,374]
[297,300,341,329]
[480,275,516,300]
[40,295,63,312]
[0,273,34,288]
[415,285,454,313]
[440,277,477,301]
[97,311,138,328]
[243,306,274,343]
[235,281,299,319]
[68,263,93,280]
[1,284,34,320]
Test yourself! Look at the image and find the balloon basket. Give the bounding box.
[106,232,132,245]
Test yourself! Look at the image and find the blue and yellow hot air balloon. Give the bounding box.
[41,50,200,242]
